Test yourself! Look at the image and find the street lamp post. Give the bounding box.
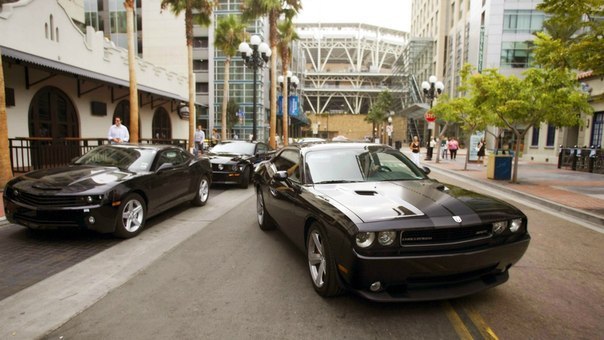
[421,76,444,160]
[278,72,299,145]
[238,35,271,141]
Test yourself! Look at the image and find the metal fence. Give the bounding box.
[558,147,604,174]
[9,138,188,174]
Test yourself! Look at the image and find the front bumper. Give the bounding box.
[211,170,243,185]
[339,235,530,302]
[3,197,118,233]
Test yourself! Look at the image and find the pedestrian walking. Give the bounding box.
[441,137,449,159]
[477,139,486,163]
[426,137,436,160]
[409,135,421,166]
[194,124,205,158]
[449,137,459,160]
[107,117,129,144]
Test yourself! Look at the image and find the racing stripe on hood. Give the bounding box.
[314,180,483,225]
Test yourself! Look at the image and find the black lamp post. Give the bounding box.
[421,75,444,159]
[239,35,271,141]
[278,72,299,144]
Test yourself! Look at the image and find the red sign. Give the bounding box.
[424,111,436,122]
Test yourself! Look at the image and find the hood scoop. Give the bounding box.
[32,183,62,190]
[355,190,377,196]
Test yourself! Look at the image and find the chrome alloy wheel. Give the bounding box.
[307,229,326,288]
[121,198,144,233]
[256,190,265,226]
[199,177,209,203]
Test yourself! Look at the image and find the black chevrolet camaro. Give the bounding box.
[3,144,212,238]
[207,140,271,188]
[254,142,530,302]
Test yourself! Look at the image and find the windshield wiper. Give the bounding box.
[314,180,359,184]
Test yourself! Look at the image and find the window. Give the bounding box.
[591,112,603,148]
[531,126,539,146]
[194,60,209,71]
[273,149,301,182]
[152,107,172,139]
[193,37,209,48]
[503,10,545,34]
[500,42,534,68]
[196,82,209,93]
[546,124,556,147]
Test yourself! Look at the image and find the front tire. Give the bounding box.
[256,188,276,230]
[191,175,210,206]
[239,166,250,188]
[307,223,344,297]
[113,193,146,238]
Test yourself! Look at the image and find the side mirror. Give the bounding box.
[422,166,431,175]
[273,170,288,181]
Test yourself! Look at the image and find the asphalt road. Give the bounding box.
[34,173,604,339]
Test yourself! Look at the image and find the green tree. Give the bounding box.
[464,67,591,183]
[161,0,214,149]
[535,0,604,74]
[241,0,302,149]
[215,14,247,141]
[365,90,393,142]
[277,17,299,146]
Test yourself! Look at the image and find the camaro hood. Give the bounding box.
[313,180,519,225]
[12,166,133,194]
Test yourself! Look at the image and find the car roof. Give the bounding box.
[102,144,180,151]
[287,142,392,156]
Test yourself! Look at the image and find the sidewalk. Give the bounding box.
[416,148,604,227]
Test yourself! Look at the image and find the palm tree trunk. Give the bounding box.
[282,65,288,146]
[269,11,278,149]
[222,57,230,141]
[0,48,14,188]
[125,1,139,143]
[186,3,195,150]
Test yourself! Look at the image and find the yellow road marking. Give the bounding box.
[464,304,499,340]
[443,301,474,340]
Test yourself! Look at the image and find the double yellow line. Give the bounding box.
[443,301,499,340]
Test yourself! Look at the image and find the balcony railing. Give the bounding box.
[558,147,604,174]
[8,137,188,174]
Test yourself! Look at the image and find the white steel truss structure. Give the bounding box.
[297,23,410,115]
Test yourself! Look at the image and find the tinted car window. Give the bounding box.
[273,149,301,182]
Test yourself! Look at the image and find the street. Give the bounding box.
[1,173,603,339]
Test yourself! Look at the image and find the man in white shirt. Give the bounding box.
[194,124,205,158]
[108,117,129,144]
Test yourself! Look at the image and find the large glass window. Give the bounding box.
[531,126,540,146]
[503,10,545,34]
[591,112,603,148]
[501,42,534,68]
[152,107,172,139]
[546,124,556,147]
[29,86,79,138]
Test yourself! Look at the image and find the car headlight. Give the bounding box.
[492,221,508,234]
[510,218,523,233]
[378,231,396,246]
[355,232,375,248]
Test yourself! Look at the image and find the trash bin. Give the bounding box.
[395,141,402,150]
[487,152,513,180]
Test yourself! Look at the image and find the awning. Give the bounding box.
[400,103,430,119]
[1,46,188,102]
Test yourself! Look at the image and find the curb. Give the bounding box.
[428,166,604,228]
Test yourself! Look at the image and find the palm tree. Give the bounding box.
[0,48,14,188]
[124,0,139,143]
[161,0,214,149]
[241,0,302,149]
[214,15,247,141]
[277,16,298,146]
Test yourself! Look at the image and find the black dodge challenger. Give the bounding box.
[254,142,530,302]
[3,144,212,238]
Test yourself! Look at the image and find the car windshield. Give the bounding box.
[306,146,427,184]
[210,142,255,155]
[74,146,156,172]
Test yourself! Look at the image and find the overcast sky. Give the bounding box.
[295,0,412,32]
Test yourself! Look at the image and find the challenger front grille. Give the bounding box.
[400,225,492,246]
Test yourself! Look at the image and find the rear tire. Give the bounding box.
[113,193,146,238]
[191,175,210,206]
[307,222,344,297]
[256,188,276,230]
